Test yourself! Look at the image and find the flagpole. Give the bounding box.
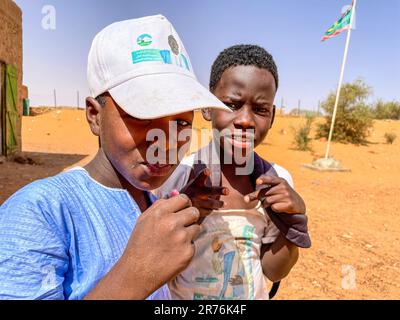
[324,0,357,159]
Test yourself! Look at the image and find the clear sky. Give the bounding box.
[14,0,400,111]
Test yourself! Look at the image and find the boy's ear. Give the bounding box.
[201,108,212,121]
[270,105,276,128]
[86,97,102,137]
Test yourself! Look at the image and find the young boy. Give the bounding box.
[0,15,231,300]
[156,45,310,300]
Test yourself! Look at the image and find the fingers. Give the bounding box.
[193,168,210,187]
[244,187,268,203]
[209,186,229,197]
[259,196,290,213]
[195,198,225,210]
[198,209,213,219]
[255,174,283,187]
[157,193,192,213]
[195,186,229,199]
[260,192,306,214]
[185,223,201,242]
[174,206,200,226]
[269,201,291,213]
[264,184,286,197]
[244,175,286,203]
[260,194,286,207]
[243,190,259,203]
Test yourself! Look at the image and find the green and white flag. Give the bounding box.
[321,2,353,41]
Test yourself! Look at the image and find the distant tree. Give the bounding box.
[316,79,374,145]
[288,109,319,118]
[288,109,301,117]
[373,100,400,120]
[302,110,320,118]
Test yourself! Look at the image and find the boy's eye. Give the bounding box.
[124,115,152,126]
[177,119,191,127]
[224,102,241,111]
[254,107,270,115]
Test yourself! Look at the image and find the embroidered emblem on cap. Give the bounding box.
[137,34,153,46]
[168,35,179,55]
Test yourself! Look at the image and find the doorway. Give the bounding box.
[0,62,18,157]
[0,61,4,156]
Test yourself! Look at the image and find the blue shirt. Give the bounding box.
[0,167,170,300]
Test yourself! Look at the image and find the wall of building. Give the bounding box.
[0,0,23,155]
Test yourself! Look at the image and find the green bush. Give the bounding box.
[293,115,314,151]
[316,79,374,145]
[384,132,397,144]
[288,109,319,118]
[302,110,320,118]
[373,100,400,120]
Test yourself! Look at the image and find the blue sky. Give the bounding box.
[15,0,400,111]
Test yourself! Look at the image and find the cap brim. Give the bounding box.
[108,73,231,119]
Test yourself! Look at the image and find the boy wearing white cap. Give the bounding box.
[0,15,229,300]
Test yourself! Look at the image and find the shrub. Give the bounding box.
[373,100,400,120]
[316,79,374,145]
[384,132,397,144]
[293,115,314,151]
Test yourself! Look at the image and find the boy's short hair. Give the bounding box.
[95,93,107,108]
[209,44,279,92]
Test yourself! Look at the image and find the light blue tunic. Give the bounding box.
[0,167,170,300]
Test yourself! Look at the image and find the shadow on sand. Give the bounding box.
[0,152,88,204]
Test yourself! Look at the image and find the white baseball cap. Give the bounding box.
[87,14,230,119]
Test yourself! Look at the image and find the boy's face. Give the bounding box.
[89,93,193,190]
[205,65,276,159]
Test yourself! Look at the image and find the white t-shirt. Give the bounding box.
[154,146,294,300]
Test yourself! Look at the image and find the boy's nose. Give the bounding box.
[149,121,182,163]
[233,105,255,130]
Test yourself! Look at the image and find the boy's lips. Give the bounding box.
[224,133,255,149]
[142,162,174,177]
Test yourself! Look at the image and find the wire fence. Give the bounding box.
[27,91,326,116]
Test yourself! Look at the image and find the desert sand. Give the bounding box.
[1,108,399,299]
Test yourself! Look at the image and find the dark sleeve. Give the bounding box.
[264,207,311,248]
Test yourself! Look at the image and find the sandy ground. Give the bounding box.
[1,108,399,299]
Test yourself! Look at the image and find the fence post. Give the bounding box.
[53,89,57,107]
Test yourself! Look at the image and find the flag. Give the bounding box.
[321,2,353,41]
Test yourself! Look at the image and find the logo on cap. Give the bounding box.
[137,34,153,46]
[168,35,179,55]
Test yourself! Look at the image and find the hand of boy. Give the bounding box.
[244,175,306,214]
[180,168,229,217]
